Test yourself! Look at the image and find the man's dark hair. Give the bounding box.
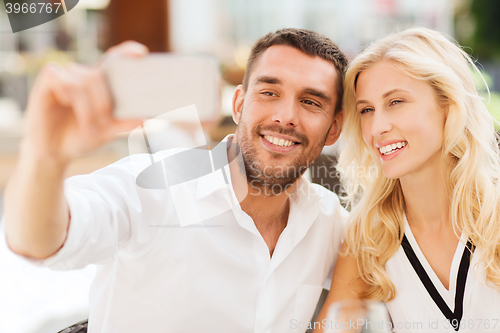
[243,28,349,114]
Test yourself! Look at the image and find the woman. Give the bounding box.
[315,28,500,332]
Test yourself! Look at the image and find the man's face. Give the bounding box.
[232,45,341,196]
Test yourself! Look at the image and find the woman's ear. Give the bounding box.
[232,85,245,125]
[325,111,343,146]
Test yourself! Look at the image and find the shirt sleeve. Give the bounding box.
[5,153,172,270]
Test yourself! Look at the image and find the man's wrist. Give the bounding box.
[18,138,71,172]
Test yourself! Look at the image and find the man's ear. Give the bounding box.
[232,85,245,125]
[324,111,343,146]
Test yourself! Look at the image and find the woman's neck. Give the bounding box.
[399,158,453,231]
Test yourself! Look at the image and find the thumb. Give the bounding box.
[101,41,149,65]
[108,119,144,138]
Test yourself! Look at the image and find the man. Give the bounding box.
[4,28,348,332]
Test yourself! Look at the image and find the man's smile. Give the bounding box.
[260,135,300,153]
[262,135,298,147]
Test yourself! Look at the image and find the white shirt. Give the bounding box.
[11,136,346,333]
[386,216,500,333]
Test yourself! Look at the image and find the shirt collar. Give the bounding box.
[287,176,322,228]
[195,134,236,200]
[195,134,323,204]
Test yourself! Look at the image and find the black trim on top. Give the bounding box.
[401,235,475,331]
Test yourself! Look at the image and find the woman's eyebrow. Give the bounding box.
[382,88,410,98]
[356,88,411,106]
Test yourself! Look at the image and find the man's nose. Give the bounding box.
[271,98,300,127]
[370,109,392,137]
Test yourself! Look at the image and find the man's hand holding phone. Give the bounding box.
[22,41,148,163]
[4,41,148,260]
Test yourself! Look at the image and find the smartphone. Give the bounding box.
[103,53,221,122]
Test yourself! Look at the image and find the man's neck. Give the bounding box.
[240,189,291,257]
[227,139,297,257]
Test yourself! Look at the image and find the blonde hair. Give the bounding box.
[338,27,500,301]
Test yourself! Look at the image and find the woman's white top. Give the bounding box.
[385,216,500,333]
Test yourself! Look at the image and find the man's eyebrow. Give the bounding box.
[252,77,331,103]
[303,88,331,103]
[253,75,282,85]
[356,89,411,106]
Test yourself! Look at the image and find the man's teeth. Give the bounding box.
[263,135,295,147]
[379,141,407,155]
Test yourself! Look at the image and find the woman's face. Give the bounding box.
[355,61,447,180]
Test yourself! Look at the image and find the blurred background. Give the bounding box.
[1,0,499,332]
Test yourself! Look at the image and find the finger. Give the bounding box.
[67,65,114,129]
[28,63,74,109]
[107,41,149,57]
[69,81,96,135]
[100,41,149,65]
[106,119,144,140]
[33,65,96,137]
[88,68,114,123]
[62,64,97,132]
[62,63,112,136]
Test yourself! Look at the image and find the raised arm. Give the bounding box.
[313,242,369,332]
[4,42,147,259]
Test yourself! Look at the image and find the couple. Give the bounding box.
[4,27,500,332]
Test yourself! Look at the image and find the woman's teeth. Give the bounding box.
[379,141,407,155]
[263,135,295,147]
